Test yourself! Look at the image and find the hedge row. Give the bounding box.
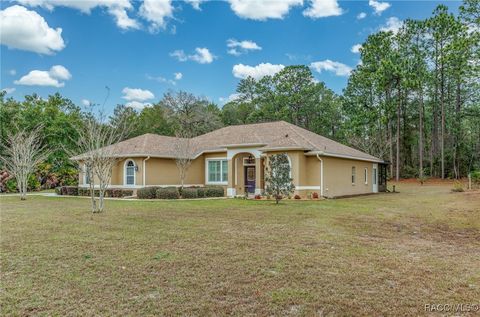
[137,186,224,199]
[55,186,133,198]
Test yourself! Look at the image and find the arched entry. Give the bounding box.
[228,151,263,196]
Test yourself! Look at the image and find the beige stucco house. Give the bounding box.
[73,121,387,198]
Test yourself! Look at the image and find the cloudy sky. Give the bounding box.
[1,0,459,111]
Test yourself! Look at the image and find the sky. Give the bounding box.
[1,0,460,112]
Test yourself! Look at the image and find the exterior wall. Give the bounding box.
[145,157,204,186]
[322,156,373,198]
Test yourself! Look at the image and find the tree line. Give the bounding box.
[1,1,478,192]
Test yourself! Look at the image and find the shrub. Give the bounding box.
[137,187,158,199]
[205,186,224,197]
[312,192,319,199]
[294,194,301,200]
[28,174,41,191]
[197,187,206,198]
[254,194,262,200]
[452,181,464,192]
[60,186,78,196]
[471,171,480,185]
[181,188,198,199]
[55,187,62,195]
[5,179,17,193]
[156,187,180,199]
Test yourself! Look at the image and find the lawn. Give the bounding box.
[1,182,479,316]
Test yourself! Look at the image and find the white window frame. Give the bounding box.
[124,159,136,186]
[205,158,228,185]
[352,166,356,185]
[364,167,368,185]
[83,163,91,185]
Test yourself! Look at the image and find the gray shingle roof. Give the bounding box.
[72,121,382,162]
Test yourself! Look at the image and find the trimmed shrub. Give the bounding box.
[137,187,158,199]
[197,187,206,198]
[182,188,198,199]
[205,186,224,198]
[5,179,17,192]
[294,194,301,200]
[60,186,78,196]
[312,192,319,199]
[55,187,62,195]
[254,194,262,200]
[156,187,180,199]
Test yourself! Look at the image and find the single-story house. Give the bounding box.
[73,121,387,198]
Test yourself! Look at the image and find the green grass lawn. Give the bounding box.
[1,183,479,316]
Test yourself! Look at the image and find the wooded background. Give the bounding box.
[1,1,478,188]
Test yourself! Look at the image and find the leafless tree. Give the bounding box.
[173,130,193,190]
[70,110,130,213]
[0,126,50,200]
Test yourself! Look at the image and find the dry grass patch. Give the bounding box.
[1,183,479,316]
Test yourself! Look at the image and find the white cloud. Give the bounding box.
[170,47,216,64]
[139,0,173,32]
[219,93,241,104]
[369,0,391,15]
[357,12,367,20]
[14,65,71,87]
[228,0,302,20]
[174,72,183,80]
[9,69,16,76]
[351,44,362,54]
[122,87,155,101]
[126,101,152,110]
[17,0,139,30]
[380,17,403,34]
[232,63,285,80]
[185,0,205,10]
[227,39,262,56]
[2,88,16,94]
[0,5,65,54]
[81,99,91,106]
[310,60,352,77]
[303,0,343,19]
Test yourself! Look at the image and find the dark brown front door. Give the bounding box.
[245,166,256,193]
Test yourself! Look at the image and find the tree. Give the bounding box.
[173,130,193,190]
[264,153,295,204]
[70,109,130,213]
[0,126,50,200]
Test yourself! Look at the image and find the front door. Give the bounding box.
[245,166,256,194]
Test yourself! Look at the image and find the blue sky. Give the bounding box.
[1,0,460,112]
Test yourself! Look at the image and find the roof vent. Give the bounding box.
[285,134,289,138]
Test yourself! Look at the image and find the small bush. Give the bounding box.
[197,187,206,198]
[60,186,78,196]
[312,192,319,199]
[55,187,62,195]
[137,187,158,199]
[254,194,262,200]
[205,186,224,197]
[452,181,464,192]
[5,179,17,192]
[471,171,480,185]
[294,194,301,200]
[156,187,180,199]
[182,188,198,199]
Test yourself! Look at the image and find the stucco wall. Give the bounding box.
[145,157,204,186]
[322,156,373,197]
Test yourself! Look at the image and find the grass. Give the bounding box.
[1,182,479,316]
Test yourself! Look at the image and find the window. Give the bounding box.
[351,166,356,184]
[364,168,368,184]
[84,164,91,185]
[207,159,228,183]
[125,160,135,185]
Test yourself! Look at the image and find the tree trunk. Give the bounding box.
[454,79,462,178]
[396,85,401,181]
[440,44,445,179]
[388,120,394,178]
[418,87,424,179]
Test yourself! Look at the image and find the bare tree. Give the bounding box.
[70,110,129,213]
[0,126,50,200]
[173,131,193,190]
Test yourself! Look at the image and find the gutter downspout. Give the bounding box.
[316,153,324,198]
[143,156,151,187]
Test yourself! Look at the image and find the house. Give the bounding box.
[73,121,388,198]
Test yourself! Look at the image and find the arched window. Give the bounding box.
[125,160,136,186]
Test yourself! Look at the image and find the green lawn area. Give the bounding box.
[1,183,479,316]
